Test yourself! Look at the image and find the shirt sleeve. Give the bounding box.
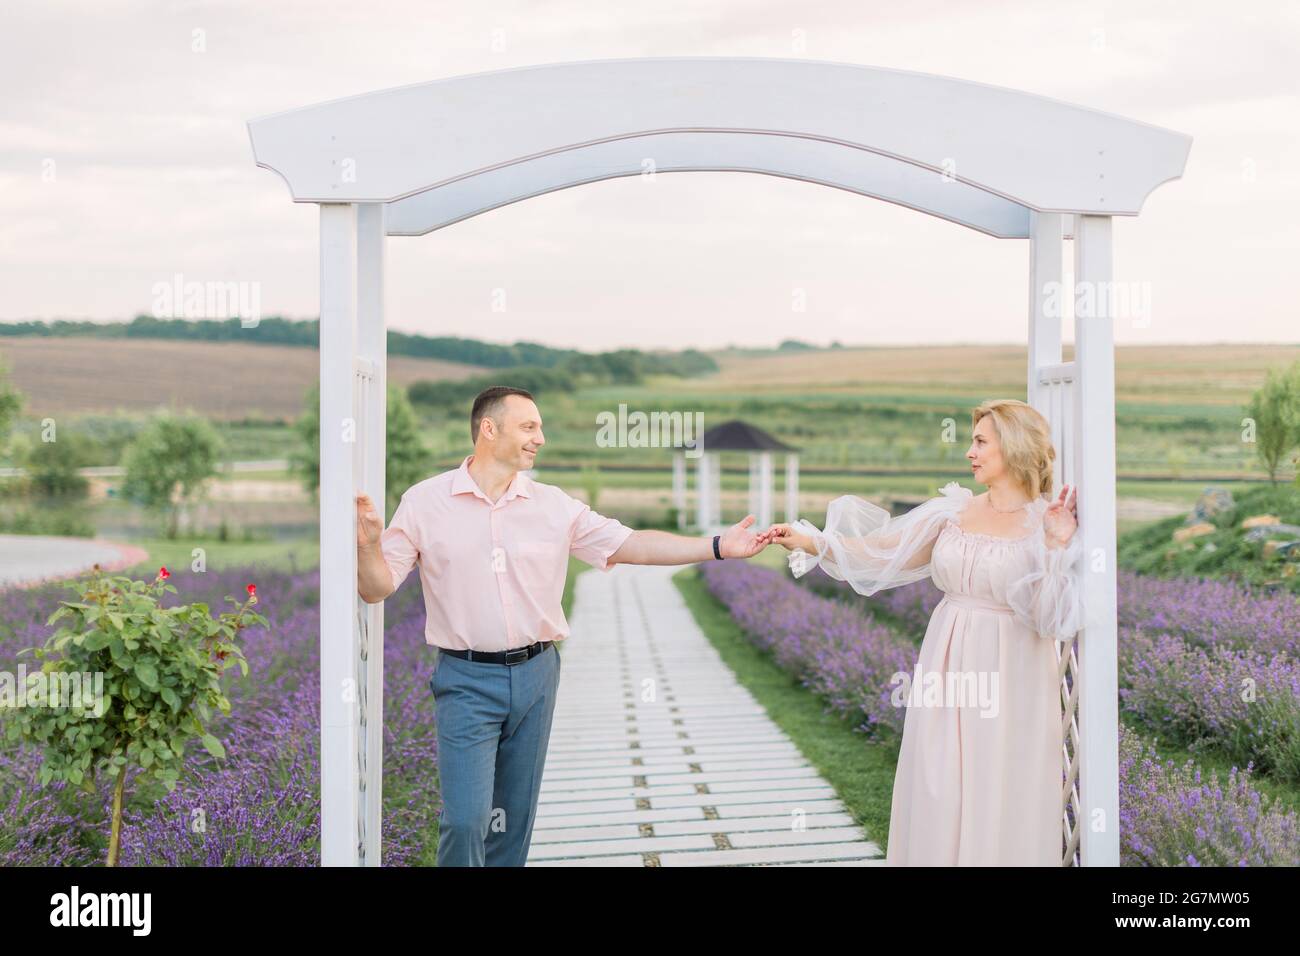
[379,491,420,593]
[567,495,635,572]
[1006,527,1085,642]
[786,481,972,596]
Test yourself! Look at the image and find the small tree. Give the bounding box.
[121,415,223,537]
[0,353,25,460]
[26,430,91,499]
[292,382,431,520]
[4,565,264,865]
[1245,362,1300,485]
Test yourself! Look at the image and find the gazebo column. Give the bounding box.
[711,451,723,530]
[757,451,773,527]
[672,452,686,529]
[1074,214,1120,867]
[695,453,710,530]
[785,454,799,522]
[747,453,760,521]
[319,202,361,867]
[355,202,387,866]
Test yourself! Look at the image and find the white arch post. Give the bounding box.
[248,57,1189,867]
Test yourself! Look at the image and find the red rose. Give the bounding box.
[159,567,170,579]
[246,584,256,596]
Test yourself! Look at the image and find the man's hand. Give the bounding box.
[718,514,781,558]
[357,492,383,550]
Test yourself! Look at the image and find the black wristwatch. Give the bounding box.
[712,534,723,560]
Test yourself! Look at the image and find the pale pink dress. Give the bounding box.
[788,482,1085,866]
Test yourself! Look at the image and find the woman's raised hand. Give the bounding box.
[764,523,817,552]
[1043,484,1078,547]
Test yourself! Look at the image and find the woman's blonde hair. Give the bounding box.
[971,399,1055,499]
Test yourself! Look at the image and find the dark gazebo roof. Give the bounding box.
[699,419,798,453]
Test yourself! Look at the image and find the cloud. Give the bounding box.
[0,0,1295,345]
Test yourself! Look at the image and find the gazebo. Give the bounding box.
[246,57,1192,867]
[680,419,799,533]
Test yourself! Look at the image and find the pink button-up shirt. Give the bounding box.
[379,454,635,651]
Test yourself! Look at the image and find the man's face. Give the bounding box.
[484,395,545,470]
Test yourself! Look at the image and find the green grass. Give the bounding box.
[672,566,900,853]
[1118,483,1300,593]
[123,536,320,576]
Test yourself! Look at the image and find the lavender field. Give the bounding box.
[0,566,440,866]
[699,560,1300,866]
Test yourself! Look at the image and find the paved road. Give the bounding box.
[0,534,149,589]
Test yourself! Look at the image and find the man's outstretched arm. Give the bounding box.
[607,515,777,567]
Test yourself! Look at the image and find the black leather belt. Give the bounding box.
[439,641,553,666]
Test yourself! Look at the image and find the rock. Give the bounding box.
[1187,486,1234,525]
[1174,523,1216,543]
[1245,524,1300,542]
[1241,513,1281,529]
[1262,539,1300,559]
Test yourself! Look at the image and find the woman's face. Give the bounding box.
[966,415,1004,486]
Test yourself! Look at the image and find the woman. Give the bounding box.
[766,399,1084,866]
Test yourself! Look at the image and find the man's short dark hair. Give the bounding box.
[470,386,535,443]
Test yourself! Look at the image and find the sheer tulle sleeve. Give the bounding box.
[786,481,973,596]
[1006,508,1085,642]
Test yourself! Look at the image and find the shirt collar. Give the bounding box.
[451,454,532,502]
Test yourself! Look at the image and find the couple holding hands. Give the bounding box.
[357,385,1082,866]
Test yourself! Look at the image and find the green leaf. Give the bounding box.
[160,686,179,710]
[201,734,225,759]
[134,661,159,690]
[82,632,110,651]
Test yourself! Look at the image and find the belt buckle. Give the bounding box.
[503,646,530,666]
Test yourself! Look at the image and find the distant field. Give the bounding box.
[559,343,1300,480]
[704,343,1300,407]
[2,338,1295,482]
[0,338,490,420]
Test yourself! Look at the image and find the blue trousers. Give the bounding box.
[430,642,561,866]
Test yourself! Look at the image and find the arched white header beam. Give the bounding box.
[247,56,1191,231]
[383,131,1031,238]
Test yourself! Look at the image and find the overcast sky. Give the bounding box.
[1,0,1296,350]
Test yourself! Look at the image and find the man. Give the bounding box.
[356,385,775,866]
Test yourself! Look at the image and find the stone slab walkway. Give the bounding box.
[527,563,884,867]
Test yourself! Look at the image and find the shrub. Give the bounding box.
[3,564,264,865]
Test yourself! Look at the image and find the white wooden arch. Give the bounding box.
[246,57,1191,867]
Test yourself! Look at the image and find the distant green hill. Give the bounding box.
[0,316,717,378]
[1119,483,1300,592]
